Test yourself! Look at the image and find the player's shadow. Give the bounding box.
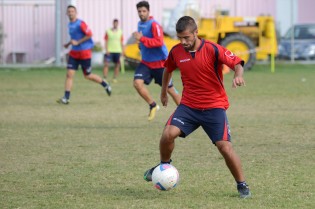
[94,186,175,200]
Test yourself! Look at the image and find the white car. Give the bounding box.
[278,24,315,60]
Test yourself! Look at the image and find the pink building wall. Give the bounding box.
[298,0,315,24]
[0,2,55,64]
[0,0,314,64]
[74,0,277,53]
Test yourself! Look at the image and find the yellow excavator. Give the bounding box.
[125,9,278,70]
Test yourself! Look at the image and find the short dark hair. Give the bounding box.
[136,1,150,11]
[67,5,76,10]
[176,16,197,33]
[113,19,118,23]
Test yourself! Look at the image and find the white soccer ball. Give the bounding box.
[152,164,179,191]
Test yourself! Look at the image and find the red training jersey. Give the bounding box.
[165,39,244,110]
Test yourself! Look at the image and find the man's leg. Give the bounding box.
[144,125,181,181]
[57,56,78,104]
[215,141,245,182]
[113,62,120,81]
[133,79,154,105]
[103,54,110,78]
[133,63,159,120]
[84,73,103,83]
[215,141,251,198]
[65,69,76,92]
[84,73,112,96]
[57,69,76,104]
[82,59,112,96]
[160,125,182,162]
[133,79,158,120]
[112,53,121,82]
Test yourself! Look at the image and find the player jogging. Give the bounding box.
[133,1,181,121]
[103,19,124,83]
[143,16,251,198]
[57,5,111,104]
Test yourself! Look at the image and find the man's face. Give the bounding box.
[113,21,118,28]
[137,7,150,22]
[177,29,198,51]
[67,7,77,21]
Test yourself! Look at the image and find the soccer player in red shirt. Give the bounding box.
[143,16,251,198]
[57,5,111,104]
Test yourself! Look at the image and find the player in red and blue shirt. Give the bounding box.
[132,1,181,121]
[143,16,251,199]
[57,5,111,104]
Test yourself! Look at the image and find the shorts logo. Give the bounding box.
[85,67,92,74]
[173,117,184,125]
[225,50,235,60]
[228,125,231,135]
[134,73,143,77]
[180,58,190,63]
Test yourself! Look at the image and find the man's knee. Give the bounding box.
[84,73,92,80]
[161,126,180,143]
[216,141,233,155]
[133,79,143,90]
[66,70,75,79]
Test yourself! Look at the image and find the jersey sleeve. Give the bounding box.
[80,21,93,37]
[140,22,164,48]
[217,44,244,70]
[104,32,108,41]
[164,49,177,72]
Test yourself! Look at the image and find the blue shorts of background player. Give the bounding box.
[104,53,121,64]
[67,55,92,75]
[134,63,173,87]
[166,104,231,144]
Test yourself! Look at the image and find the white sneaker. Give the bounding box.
[57,97,69,104]
[105,85,112,96]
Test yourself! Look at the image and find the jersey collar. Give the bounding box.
[197,39,205,51]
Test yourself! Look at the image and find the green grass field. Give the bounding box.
[0,64,314,209]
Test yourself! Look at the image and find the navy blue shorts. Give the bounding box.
[104,53,121,64]
[67,56,92,75]
[166,104,231,144]
[134,63,173,87]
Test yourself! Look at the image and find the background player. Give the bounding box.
[57,5,111,104]
[143,16,251,198]
[133,1,181,121]
[103,19,124,83]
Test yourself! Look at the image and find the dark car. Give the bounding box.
[278,24,315,60]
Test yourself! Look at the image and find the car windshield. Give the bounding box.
[284,25,315,40]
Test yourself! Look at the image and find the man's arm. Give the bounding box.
[64,41,71,48]
[73,35,92,45]
[161,69,172,107]
[133,22,164,48]
[71,21,93,46]
[104,32,109,54]
[232,64,246,88]
[121,35,125,55]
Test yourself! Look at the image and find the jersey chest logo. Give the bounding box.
[179,58,191,63]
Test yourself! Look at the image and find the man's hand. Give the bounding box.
[70,40,79,46]
[232,76,246,88]
[133,31,143,41]
[232,64,246,88]
[63,42,70,48]
[160,92,168,107]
